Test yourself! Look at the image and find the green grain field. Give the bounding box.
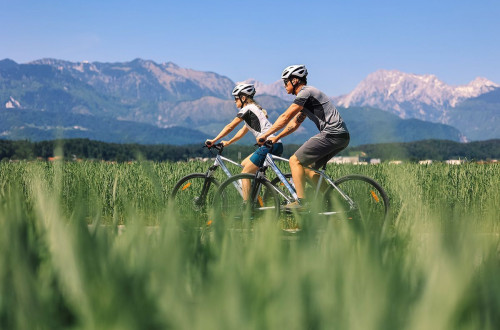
[0,159,499,329]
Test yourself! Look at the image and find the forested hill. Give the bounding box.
[349,139,500,161]
[1,138,499,162]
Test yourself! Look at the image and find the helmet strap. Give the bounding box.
[291,77,298,95]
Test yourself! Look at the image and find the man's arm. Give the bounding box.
[270,112,306,142]
[258,103,303,143]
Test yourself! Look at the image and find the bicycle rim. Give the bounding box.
[213,173,280,223]
[321,175,389,224]
[171,173,219,223]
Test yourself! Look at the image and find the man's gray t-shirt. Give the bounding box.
[293,86,349,135]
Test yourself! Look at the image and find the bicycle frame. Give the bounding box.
[211,147,357,213]
[208,153,244,195]
[208,153,243,177]
[261,153,357,211]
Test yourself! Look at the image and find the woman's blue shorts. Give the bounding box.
[249,142,283,167]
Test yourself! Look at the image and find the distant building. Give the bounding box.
[389,160,403,165]
[370,158,381,165]
[419,160,433,165]
[329,156,360,164]
[188,157,210,162]
[446,159,465,165]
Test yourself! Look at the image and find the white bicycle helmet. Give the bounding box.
[281,64,308,79]
[232,83,256,97]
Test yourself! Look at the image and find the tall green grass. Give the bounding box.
[0,161,499,329]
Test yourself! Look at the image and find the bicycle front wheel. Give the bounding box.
[321,175,390,223]
[213,173,280,222]
[170,173,219,220]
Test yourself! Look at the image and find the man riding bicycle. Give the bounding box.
[258,65,350,209]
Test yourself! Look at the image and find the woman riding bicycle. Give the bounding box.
[205,83,283,200]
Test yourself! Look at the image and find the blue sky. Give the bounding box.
[1,0,499,95]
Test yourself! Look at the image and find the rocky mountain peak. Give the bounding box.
[335,69,499,120]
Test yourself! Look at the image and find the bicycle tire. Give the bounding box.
[320,174,389,223]
[213,173,280,223]
[170,173,219,220]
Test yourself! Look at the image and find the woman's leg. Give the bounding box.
[240,155,259,201]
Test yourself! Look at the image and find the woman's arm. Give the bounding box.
[206,117,243,145]
[222,126,249,146]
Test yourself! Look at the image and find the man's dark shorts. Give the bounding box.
[294,132,350,169]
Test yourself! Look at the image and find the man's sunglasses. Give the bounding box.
[283,79,290,87]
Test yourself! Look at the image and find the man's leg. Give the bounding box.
[304,168,320,186]
[289,154,306,199]
[294,135,350,198]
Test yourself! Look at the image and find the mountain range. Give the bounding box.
[334,70,499,140]
[1,58,498,145]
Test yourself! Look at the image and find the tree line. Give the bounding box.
[1,138,499,162]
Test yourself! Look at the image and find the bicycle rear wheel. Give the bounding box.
[170,173,219,222]
[320,175,389,223]
[213,173,280,223]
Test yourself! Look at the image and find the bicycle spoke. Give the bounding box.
[214,174,279,223]
[171,174,218,224]
[326,175,389,224]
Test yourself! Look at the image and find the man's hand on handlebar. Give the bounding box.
[268,136,280,144]
[255,137,274,149]
[256,136,267,146]
[205,139,215,147]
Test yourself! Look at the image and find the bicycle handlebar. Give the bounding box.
[204,142,224,154]
[257,140,273,149]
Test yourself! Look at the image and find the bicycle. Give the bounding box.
[212,141,390,227]
[170,143,243,220]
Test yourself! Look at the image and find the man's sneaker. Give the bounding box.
[284,201,309,213]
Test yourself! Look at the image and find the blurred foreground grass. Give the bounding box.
[0,161,499,329]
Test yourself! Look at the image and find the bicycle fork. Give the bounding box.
[247,168,276,210]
